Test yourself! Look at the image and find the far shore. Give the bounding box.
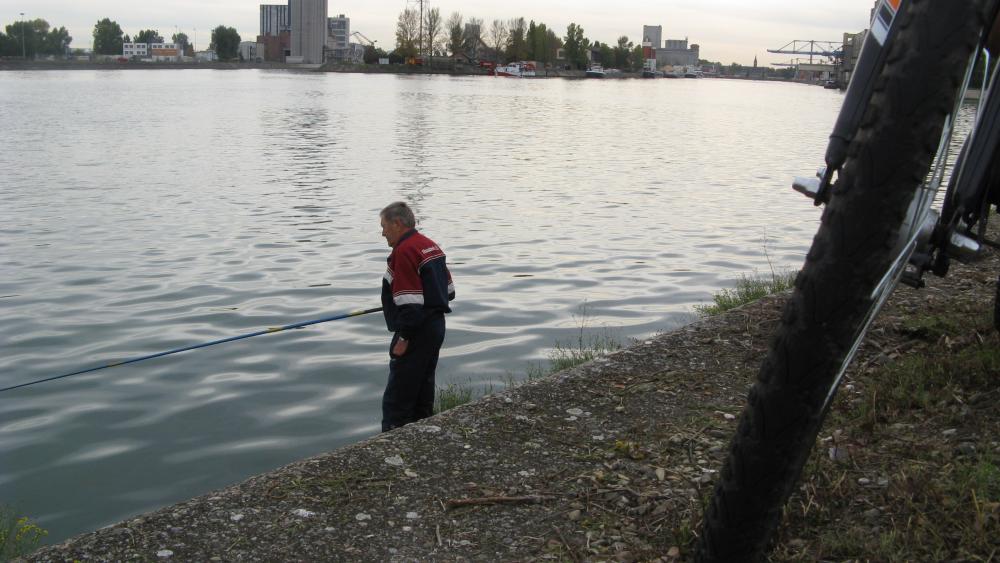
[0,59,815,84]
[3,59,882,91]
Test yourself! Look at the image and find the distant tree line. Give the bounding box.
[392,9,645,71]
[0,19,72,58]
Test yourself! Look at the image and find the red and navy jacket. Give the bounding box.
[382,229,455,339]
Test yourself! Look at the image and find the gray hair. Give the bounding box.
[380,201,416,228]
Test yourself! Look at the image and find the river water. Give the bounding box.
[0,70,843,543]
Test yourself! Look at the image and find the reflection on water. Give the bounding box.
[0,70,845,543]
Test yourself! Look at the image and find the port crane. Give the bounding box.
[767,40,843,64]
[350,31,376,46]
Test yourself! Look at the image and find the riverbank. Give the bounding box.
[22,219,998,561]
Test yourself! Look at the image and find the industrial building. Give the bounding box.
[258,4,291,61]
[258,1,364,64]
[327,14,349,57]
[640,25,701,69]
[121,42,181,62]
[260,4,291,36]
[658,38,699,67]
[288,0,328,64]
[239,41,265,62]
[642,25,662,52]
[326,14,363,63]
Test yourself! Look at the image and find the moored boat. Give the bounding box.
[683,66,703,78]
[641,59,662,78]
[663,65,683,78]
[495,61,537,77]
[585,64,606,78]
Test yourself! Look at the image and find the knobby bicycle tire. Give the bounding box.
[995,273,1000,330]
[695,1,997,561]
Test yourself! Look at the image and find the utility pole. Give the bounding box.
[20,12,26,60]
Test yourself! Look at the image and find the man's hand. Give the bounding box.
[393,337,409,357]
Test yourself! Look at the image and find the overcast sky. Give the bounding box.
[1,0,877,65]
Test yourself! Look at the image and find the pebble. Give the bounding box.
[229,514,244,522]
[404,469,419,478]
[828,446,850,463]
[942,428,958,437]
[402,526,413,532]
[157,550,174,558]
[567,509,582,521]
[566,408,584,416]
[406,512,419,519]
[384,455,405,466]
[956,442,977,456]
[292,509,315,518]
[355,513,372,521]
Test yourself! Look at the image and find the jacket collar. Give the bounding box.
[396,229,418,246]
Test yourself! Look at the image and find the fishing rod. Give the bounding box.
[1,306,384,394]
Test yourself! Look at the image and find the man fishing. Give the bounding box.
[379,202,455,432]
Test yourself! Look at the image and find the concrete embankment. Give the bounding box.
[24,235,999,561]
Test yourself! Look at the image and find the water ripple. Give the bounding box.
[1,71,861,544]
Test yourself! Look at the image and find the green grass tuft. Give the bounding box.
[547,329,623,373]
[433,380,475,414]
[696,270,798,316]
[433,325,622,414]
[0,504,47,560]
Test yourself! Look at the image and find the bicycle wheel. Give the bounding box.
[995,274,1000,330]
[695,1,997,561]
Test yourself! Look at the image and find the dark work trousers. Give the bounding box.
[381,314,446,432]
